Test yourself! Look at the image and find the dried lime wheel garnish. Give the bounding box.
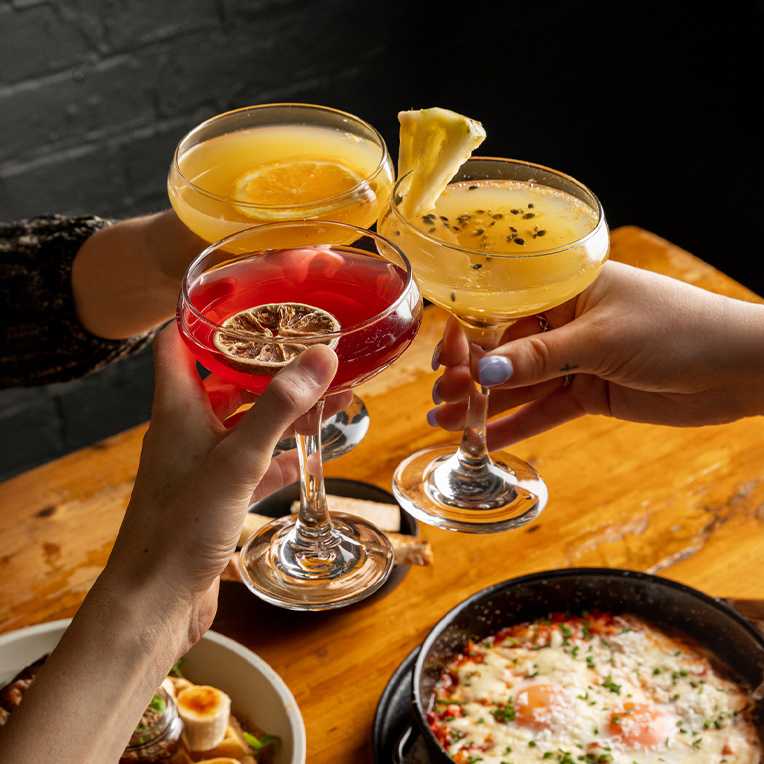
[213,302,340,374]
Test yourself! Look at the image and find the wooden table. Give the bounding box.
[2,226,764,762]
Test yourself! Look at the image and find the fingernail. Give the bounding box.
[431,340,443,371]
[427,408,440,428]
[432,378,443,405]
[297,345,335,382]
[478,355,513,387]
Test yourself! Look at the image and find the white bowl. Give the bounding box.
[0,619,306,764]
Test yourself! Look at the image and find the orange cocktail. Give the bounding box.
[168,104,394,245]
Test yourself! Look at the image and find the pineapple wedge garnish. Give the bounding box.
[397,107,486,218]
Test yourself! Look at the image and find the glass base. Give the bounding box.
[273,394,369,462]
[238,513,393,611]
[392,444,548,533]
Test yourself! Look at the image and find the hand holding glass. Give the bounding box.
[169,103,396,461]
[177,221,422,609]
[379,157,609,532]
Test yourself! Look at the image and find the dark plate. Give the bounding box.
[247,477,417,601]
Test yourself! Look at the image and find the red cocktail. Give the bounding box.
[178,221,422,610]
[180,247,418,395]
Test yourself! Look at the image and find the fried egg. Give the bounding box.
[428,613,761,763]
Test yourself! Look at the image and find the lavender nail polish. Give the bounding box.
[432,379,443,405]
[427,408,440,427]
[478,355,513,387]
[431,340,443,371]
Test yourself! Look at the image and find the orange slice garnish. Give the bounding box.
[232,160,369,219]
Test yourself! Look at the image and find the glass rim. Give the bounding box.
[171,102,392,212]
[180,220,417,343]
[389,156,607,259]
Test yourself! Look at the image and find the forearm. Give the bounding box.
[712,296,764,419]
[0,581,187,764]
[71,209,204,339]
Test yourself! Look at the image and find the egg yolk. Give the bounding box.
[514,684,563,729]
[608,702,666,750]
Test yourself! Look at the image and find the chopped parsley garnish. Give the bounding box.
[243,731,279,751]
[602,676,621,695]
[490,701,516,723]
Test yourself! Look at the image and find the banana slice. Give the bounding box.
[176,684,231,751]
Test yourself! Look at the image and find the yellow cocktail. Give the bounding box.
[381,160,608,326]
[379,156,609,532]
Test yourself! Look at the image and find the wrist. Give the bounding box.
[0,577,194,764]
[85,566,196,670]
[145,209,206,283]
[716,299,764,419]
[71,210,204,339]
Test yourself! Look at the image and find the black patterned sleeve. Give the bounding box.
[0,214,155,388]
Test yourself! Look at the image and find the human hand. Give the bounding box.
[94,322,337,655]
[0,324,337,764]
[208,377,353,434]
[430,261,764,450]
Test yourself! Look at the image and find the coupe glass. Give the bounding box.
[378,157,609,533]
[169,103,395,461]
[178,220,422,610]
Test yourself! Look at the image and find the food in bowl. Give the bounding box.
[428,611,761,763]
[165,668,278,763]
[0,623,303,764]
[1,657,279,764]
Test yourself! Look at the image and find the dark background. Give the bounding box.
[1,0,762,480]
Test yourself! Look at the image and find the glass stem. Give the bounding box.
[292,399,336,553]
[456,325,509,471]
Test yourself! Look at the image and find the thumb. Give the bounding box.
[200,345,338,501]
[480,316,600,389]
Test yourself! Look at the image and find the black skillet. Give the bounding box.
[396,568,764,763]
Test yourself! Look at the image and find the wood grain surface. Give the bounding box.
[2,226,763,763]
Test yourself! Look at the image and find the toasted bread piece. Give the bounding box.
[237,512,272,548]
[388,532,434,566]
[289,494,400,532]
[238,495,402,551]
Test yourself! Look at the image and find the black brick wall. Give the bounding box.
[2,0,762,480]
